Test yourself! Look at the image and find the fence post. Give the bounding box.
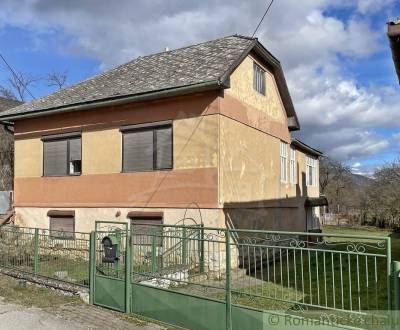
[125,226,132,314]
[199,224,205,273]
[89,231,96,305]
[33,228,39,274]
[388,236,392,310]
[225,229,232,330]
[392,261,400,310]
[182,226,188,266]
[151,227,157,273]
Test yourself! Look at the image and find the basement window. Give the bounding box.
[42,132,82,176]
[253,62,266,95]
[129,212,163,246]
[48,210,75,239]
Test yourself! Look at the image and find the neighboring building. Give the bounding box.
[0,35,324,234]
[388,17,400,82]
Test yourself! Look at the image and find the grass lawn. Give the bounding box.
[229,225,399,314]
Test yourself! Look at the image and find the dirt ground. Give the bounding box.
[0,274,167,330]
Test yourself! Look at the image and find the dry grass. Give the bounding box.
[0,274,81,308]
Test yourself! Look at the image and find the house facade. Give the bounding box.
[388,17,400,82]
[0,36,323,234]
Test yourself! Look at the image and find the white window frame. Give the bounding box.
[306,156,317,187]
[290,147,296,184]
[280,142,288,183]
[253,62,266,95]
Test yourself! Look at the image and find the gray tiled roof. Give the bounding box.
[0,35,255,118]
[0,97,22,113]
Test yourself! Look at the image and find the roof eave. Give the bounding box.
[291,138,323,157]
[218,39,300,131]
[0,80,223,122]
[388,22,400,83]
[252,42,300,131]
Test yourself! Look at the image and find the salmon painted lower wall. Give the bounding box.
[14,168,219,209]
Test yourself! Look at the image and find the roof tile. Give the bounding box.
[1,35,253,117]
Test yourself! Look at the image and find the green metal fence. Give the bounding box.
[127,224,394,329]
[0,223,397,329]
[0,226,90,287]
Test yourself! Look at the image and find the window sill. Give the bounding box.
[121,168,173,174]
[42,173,82,177]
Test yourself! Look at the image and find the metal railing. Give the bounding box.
[0,224,396,327]
[129,224,393,324]
[0,226,90,287]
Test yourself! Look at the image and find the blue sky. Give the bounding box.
[0,0,399,175]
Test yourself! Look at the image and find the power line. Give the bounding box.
[0,52,36,100]
[251,0,274,38]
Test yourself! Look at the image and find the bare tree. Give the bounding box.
[47,71,68,90]
[8,71,36,101]
[365,159,400,229]
[0,86,17,100]
[319,157,351,195]
[0,126,14,190]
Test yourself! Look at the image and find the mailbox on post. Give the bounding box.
[101,233,121,263]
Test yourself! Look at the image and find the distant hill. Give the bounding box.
[351,173,373,187]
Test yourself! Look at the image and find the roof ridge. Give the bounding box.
[0,34,263,120]
[29,34,254,105]
[131,34,254,61]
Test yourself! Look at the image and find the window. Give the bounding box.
[42,133,81,176]
[253,62,266,95]
[280,142,288,183]
[290,147,296,184]
[306,156,317,187]
[121,121,172,172]
[129,212,163,245]
[48,210,75,239]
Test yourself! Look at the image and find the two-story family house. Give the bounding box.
[0,35,324,235]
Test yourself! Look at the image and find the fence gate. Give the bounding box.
[90,221,131,313]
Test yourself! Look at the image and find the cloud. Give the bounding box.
[0,0,397,167]
[355,0,395,14]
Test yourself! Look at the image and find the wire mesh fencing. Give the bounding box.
[0,226,90,287]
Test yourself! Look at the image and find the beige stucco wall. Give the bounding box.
[14,206,225,232]
[219,116,319,204]
[82,128,122,174]
[14,115,219,178]
[14,137,42,177]
[220,116,279,203]
[174,115,218,169]
[226,55,286,125]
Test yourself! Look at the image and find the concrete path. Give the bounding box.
[0,298,85,330]
[0,297,164,330]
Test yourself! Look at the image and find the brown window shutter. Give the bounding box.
[69,137,81,161]
[123,130,154,172]
[129,212,163,245]
[155,126,172,170]
[49,211,75,239]
[43,139,68,176]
